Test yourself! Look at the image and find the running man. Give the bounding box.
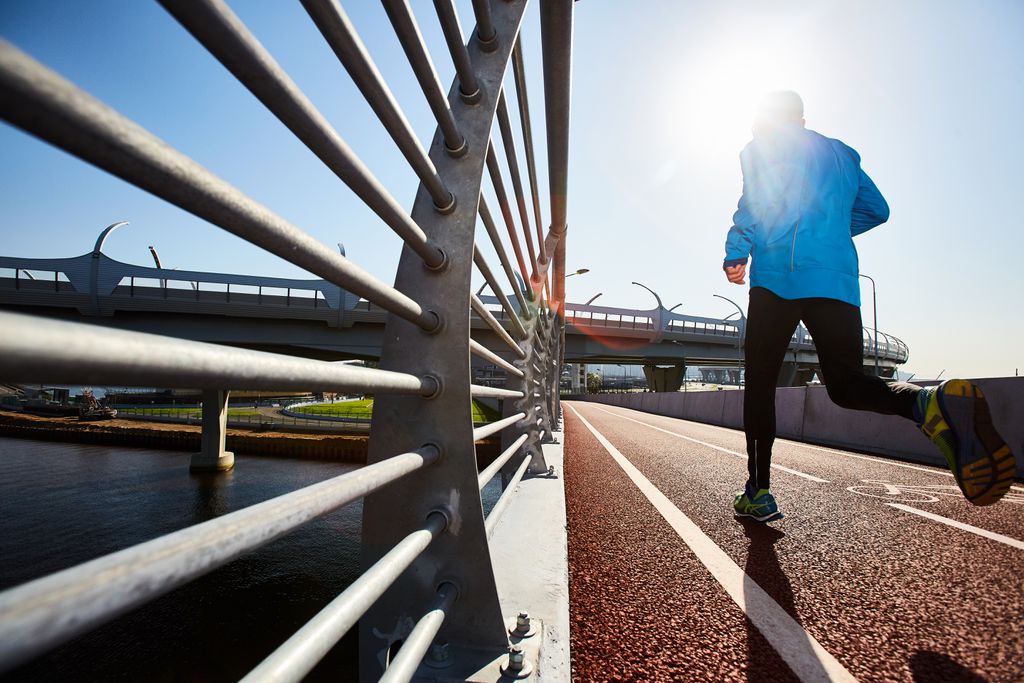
[723,91,1015,521]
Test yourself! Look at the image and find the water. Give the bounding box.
[0,438,364,681]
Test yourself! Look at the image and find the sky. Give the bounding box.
[1,1,1022,379]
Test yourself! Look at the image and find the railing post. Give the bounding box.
[359,3,530,677]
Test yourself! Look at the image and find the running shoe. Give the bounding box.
[733,487,782,522]
[917,379,1016,506]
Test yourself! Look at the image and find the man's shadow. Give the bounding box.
[739,518,804,682]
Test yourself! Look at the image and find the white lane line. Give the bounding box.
[886,504,1024,550]
[594,404,1024,492]
[589,405,830,484]
[566,405,857,683]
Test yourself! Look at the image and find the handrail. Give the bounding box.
[473,412,527,441]
[239,511,448,683]
[0,312,436,396]
[485,454,533,538]
[0,446,438,673]
[377,583,458,683]
[0,40,437,332]
[478,434,530,489]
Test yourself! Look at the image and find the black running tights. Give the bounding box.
[744,287,920,490]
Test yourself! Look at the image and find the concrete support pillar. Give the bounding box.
[642,364,685,392]
[190,389,234,472]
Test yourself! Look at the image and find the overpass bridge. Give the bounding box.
[0,246,909,389]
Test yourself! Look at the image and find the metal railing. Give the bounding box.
[0,0,574,679]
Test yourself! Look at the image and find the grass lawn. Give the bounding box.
[292,399,501,423]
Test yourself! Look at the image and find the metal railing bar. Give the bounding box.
[301,0,453,212]
[158,0,446,268]
[381,0,466,156]
[471,293,525,357]
[478,433,529,489]
[470,384,525,399]
[0,312,438,396]
[484,454,532,537]
[239,510,447,683]
[511,38,547,268]
[472,411,527,441]
[495,90,538,275]
[432,0,481,102]
[377,583,458,683]
[0,445,440,674]
[473,246,527,338]
[479,195,531,315]
[469,0,497,47]
[485,142,531,285]
[0,41,438,331]
[469,339,524,378]
[540,0,572,237]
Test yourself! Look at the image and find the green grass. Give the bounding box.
[292,399,501,423]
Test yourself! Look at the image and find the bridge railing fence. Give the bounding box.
[0,0,574,680]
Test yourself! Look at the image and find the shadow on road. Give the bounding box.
[910,650,988,682]
[739,518,802,683]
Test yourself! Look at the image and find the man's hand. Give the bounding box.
[724,264,747,285]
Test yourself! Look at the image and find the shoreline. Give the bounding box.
[0,411,501,464]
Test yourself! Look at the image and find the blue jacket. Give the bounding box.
[723,124,889,307]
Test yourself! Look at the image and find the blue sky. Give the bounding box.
[2,1,1022,379]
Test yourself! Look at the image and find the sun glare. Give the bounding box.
[671,28,810,159]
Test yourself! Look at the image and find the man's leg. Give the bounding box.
[799,297,919,419]
[801,298,1014,506]
[742,287,802,492]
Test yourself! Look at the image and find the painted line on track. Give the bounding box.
[886,503,1024,550]
[593,404,1024,492]
[589,405,830,484]
[566,404,858,683]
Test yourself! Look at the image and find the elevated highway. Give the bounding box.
[0,249,909,385]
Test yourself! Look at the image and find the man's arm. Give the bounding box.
[723,149,758,270]
[850,166,890,236]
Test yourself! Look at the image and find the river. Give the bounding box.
[0,437,500,681]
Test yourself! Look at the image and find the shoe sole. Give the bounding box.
[936,380,1016,506]
[734,510,784,523]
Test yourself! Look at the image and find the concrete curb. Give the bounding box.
[488,425,570,681]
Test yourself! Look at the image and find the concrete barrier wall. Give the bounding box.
[574,377,1024,477]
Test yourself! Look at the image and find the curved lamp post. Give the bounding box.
[631,280,667,341]
[713,293,745,381]
[584,293,603,305]
[859,273,879,377]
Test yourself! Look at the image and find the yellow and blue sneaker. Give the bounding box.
[916,380,1016,506]
[733,484,782,522]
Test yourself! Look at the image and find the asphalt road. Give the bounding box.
[563,401,1023,683]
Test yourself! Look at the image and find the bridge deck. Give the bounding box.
[562,401,1023,682]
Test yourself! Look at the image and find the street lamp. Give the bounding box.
[584,293,603,305]
[566,268,590,277]
[615,363,626,391]
[669,303,683,312]
[713,293,745,383]
[859,273,880,377]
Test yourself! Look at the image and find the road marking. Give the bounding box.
[886,504,1024,550]
[589,405,830,483]
[593,404,1024,492]
[567,405,858,683]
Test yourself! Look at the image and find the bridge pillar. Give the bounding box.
[190,389,234,473]
[642,364,684,392]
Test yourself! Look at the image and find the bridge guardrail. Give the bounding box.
[0,0,574,679]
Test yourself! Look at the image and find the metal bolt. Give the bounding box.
[515,611,531,633]
[507,645,525,672]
